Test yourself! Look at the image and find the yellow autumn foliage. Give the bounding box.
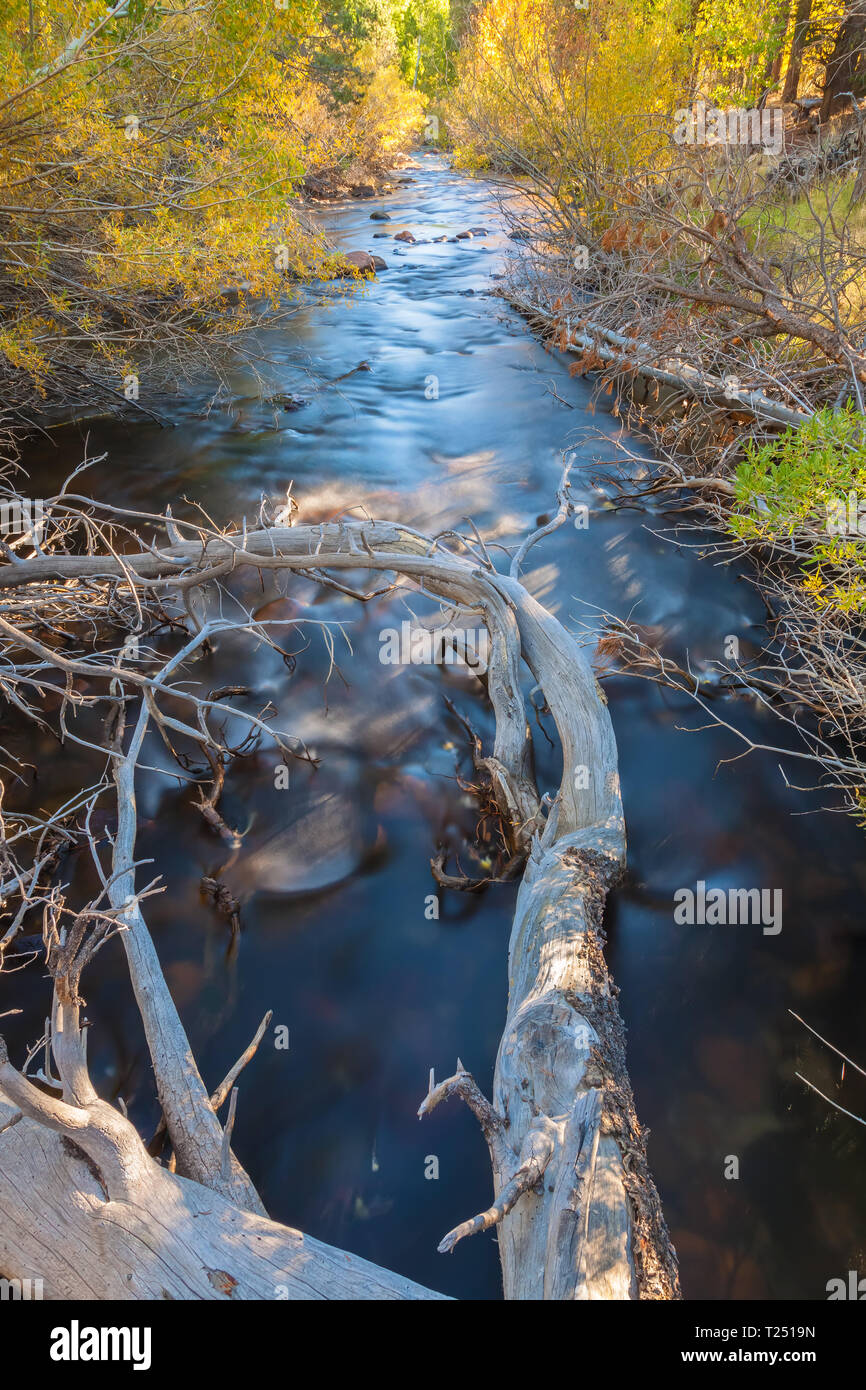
[0,0,422,446]
[448,0,690,181]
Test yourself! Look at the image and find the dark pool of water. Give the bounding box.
[5,154,866,1300]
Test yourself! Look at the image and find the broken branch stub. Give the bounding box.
[414,542,679,1299]
[0,507,677,1299]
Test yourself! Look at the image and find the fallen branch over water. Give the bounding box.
[0,499,678,1299]
[506,290,812,430]
[502,265,866,819]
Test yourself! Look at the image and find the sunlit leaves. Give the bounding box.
[0,0,424,427]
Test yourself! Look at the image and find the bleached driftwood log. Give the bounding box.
[0,499,678,1299]
[418,568,679,1299]
[0,1073,443,1299]
[505,290,811,429]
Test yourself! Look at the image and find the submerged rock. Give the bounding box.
[238,776,366,896]
[268,393,310,412]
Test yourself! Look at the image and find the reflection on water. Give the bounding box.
[5,155,866,1300]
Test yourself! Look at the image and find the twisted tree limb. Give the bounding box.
[0,504,677,1299]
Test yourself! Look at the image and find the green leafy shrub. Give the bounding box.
[731,407,866,614]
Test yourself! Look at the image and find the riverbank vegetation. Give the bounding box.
[6,4,866,821]
[0,0,431,456]
[2,0,866,1306]
[443,0,866,819]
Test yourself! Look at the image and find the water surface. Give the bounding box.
[7,153,866,1300]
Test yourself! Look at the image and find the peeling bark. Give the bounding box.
[0,510,678,1299]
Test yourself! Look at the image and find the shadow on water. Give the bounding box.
[6,153,866,1300]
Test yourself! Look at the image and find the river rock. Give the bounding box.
[351,184,376,198]
[218,281,251,304]
[338,250,382,276]
[253,596,301,627]
[268,393,310,411]
[370,211,391,221]
[302,174,338,200]
[393,230,416,243]
[239,780,365,896]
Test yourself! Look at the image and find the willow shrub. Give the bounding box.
[446,0,692,184]
[0,0,423,444]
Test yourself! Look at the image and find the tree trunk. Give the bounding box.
[782,0,814,104]
[820,0,866,121]
[0,514,680,1300]
[0,1091,447,1300]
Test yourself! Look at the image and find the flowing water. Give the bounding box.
[7,153,866,1300]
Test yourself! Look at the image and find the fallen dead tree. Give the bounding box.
[499,205,866,820]
[505,290,812,431]
[0,490,679,1299]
